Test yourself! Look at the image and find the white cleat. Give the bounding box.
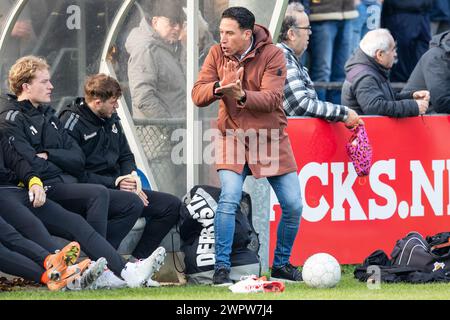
[121,247,166,288]
[88,268,127,290]
[66,257,107,291]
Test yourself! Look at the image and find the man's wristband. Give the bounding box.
[237,91,247,105]
[28,176,43,189]
[213,81,223,97]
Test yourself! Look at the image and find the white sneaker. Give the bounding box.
[121,246,166,288]
[66,257,107,291]
[229,275,285,294]
[144,278,161,287]
[88,269,127,290]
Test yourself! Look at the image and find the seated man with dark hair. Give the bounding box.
[59,73,181,263]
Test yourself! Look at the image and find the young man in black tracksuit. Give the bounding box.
[0,133,166,289]
[0,56,143,249]
[59,73,181,260]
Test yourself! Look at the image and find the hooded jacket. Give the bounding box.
[0,94,84,184]
[400,31,450,114]
[59,98,136,188]
[341,48,418,117]
[192,24,297,178]
[125,18,186,119]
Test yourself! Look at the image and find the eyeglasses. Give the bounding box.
[292,25,311,30]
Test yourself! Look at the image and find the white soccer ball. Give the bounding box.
[302,253,341,288]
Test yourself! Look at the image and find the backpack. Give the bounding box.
[354,231,450,284]
[390,231,450,273]
[179,185,261,284]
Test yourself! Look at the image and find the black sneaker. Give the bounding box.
[271,263,303,282]
[213,268,233,286]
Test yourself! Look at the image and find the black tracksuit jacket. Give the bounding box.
[0,134,36,187]
[0,94,85,184]
[59,97,136,188]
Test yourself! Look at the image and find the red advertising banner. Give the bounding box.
[269,115,450,265]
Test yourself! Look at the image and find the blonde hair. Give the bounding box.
[8,56,50,96]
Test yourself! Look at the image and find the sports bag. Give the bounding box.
[179,185,261,284]
[391,231,450,273]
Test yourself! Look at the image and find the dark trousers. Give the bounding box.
[132,190,181,259]
[0,188,127,276]
[47,183,143,249]
[0,215,49,283]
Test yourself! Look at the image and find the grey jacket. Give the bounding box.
[400,31,450,114]
[125,18,186,119]
[341,48,418,117]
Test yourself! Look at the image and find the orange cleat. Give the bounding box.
[47,258,91,291]
[43,242,80,281]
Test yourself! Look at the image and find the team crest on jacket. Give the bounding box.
[29,125,38,135]
[112,123,118,134]
[83,132,97,141]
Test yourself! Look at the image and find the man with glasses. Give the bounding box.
[125,0,186,197]
[341,28,430,117]
[277,3,362,127]
[125,0,185,119]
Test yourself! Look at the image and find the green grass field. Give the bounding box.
[1,266,449,300]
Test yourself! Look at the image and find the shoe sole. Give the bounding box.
[213,282,233,287]
[46,242,81,281]
[81,258,107,289]
[147,247,166,278]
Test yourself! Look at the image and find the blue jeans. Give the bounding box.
[308,19,353,104]
[350,2,382,54]
[215,165,303,270]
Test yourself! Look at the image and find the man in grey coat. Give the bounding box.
[400,31,450,114]
[341,28,430,117]
[125,2,185,119]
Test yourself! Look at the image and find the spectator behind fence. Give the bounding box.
[381,0,432,82]
[341,29,430,117]
[307,0,358,104]
[125,0,185,119]
[277,2,363,128]
[192,7,304,285]
[59,74,181,264]
[125,0,186,198]
[400,31,450,114]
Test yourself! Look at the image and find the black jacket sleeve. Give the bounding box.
[1,113,63,179]
[44,122,86,178]
[81,171,115,188]
[118,124,137,176]
[423,55,450,113]
[353,75,419,117]
[1,136,37,186]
